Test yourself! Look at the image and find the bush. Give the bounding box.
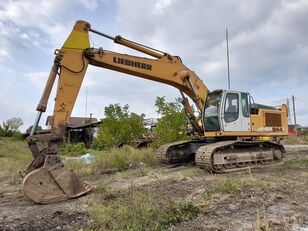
[92,145,159,172]
[60,142,86,156]
[0,117,23,137]
[96,104,147,149]
[12,132,24,140]
[153,97,189,147]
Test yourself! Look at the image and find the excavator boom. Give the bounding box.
[23,20,209,204]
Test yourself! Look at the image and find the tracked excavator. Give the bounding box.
[23,20,288,204]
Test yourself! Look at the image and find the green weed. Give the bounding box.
[276,157,308,169]
[180,166,208,178]
[90,189,199,231]
[203,177,273,203]
[60,142,86,156]
[91,146,159,172]
[65,146,159,177]
[204,177,241,200]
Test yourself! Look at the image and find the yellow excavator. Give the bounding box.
[23,20,288,204]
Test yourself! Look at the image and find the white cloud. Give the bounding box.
[19,32,30,40]
[113,0,308,126]
[25,72,49,89]
[76,0,99,11]
[1,0,308,131]
[154,0,176,15]
[0,49,9,58]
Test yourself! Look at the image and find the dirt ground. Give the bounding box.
[0,145,308,231]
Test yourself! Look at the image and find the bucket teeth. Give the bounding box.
[22,155,92,204]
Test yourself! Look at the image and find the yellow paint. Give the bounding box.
[62,21,90,50]
[62,31,90,50]
[50,20,288,140]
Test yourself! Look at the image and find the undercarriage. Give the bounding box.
[156,139,285,173]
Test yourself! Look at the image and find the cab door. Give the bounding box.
[221,91,251,132]
[221,92,241,131]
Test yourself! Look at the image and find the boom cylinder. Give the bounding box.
[114,36,164,59]
[89,28,165,59]
[30,63,58,136]
[36,63,58,112]
[30,111,42,136]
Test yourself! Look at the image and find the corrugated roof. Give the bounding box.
[46,116,100,129]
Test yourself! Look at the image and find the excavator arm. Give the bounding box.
[23,20,209,204]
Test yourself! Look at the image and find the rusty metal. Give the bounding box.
[23,132,92,204]
[22,155,92,204]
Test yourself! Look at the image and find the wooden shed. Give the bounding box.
[46,116,100,145]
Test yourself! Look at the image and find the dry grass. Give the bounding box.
[66,145,160,177]
[180,166,209,178]
[118,166,151,179]
[254,207,270,231]
[276,157,308,170]
[0,137,32,184]
[91,146,159,170]
[90,186,199,231]
[243,177,273,190]
[203,176,273,202]
[0,138,159,184]
[282,134,308,144]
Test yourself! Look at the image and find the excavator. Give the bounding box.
[22,20,288,204]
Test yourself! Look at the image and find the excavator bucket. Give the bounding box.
[22,155,92,204]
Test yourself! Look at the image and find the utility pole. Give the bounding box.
[226,27,231,89]
[292,95,297,128]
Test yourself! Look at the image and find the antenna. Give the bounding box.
[286,98,292,124]
[226,27,231,89]
[292,95,297,127]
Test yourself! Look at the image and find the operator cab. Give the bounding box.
[203,90,251,132]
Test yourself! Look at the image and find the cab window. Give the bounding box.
[241,93,249,118]
[224,93,239,123]
[203,91,222,131]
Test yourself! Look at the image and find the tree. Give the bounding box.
[96,104,147,149]
[154,97,189,145]
[26,125,43,134]
[0,117,23,137]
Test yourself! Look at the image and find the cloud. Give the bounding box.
[112,0,308,126]
[1,0,308,131]
[25,72,50,89]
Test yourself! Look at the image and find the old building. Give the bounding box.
[46,116,100,145]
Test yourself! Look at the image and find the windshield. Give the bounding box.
[203,91,222,131]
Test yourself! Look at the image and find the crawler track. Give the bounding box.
[156,141,195,164]
[195,140,285,173]
[156,140,286,173]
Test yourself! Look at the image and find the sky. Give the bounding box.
[0,0,307,132]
